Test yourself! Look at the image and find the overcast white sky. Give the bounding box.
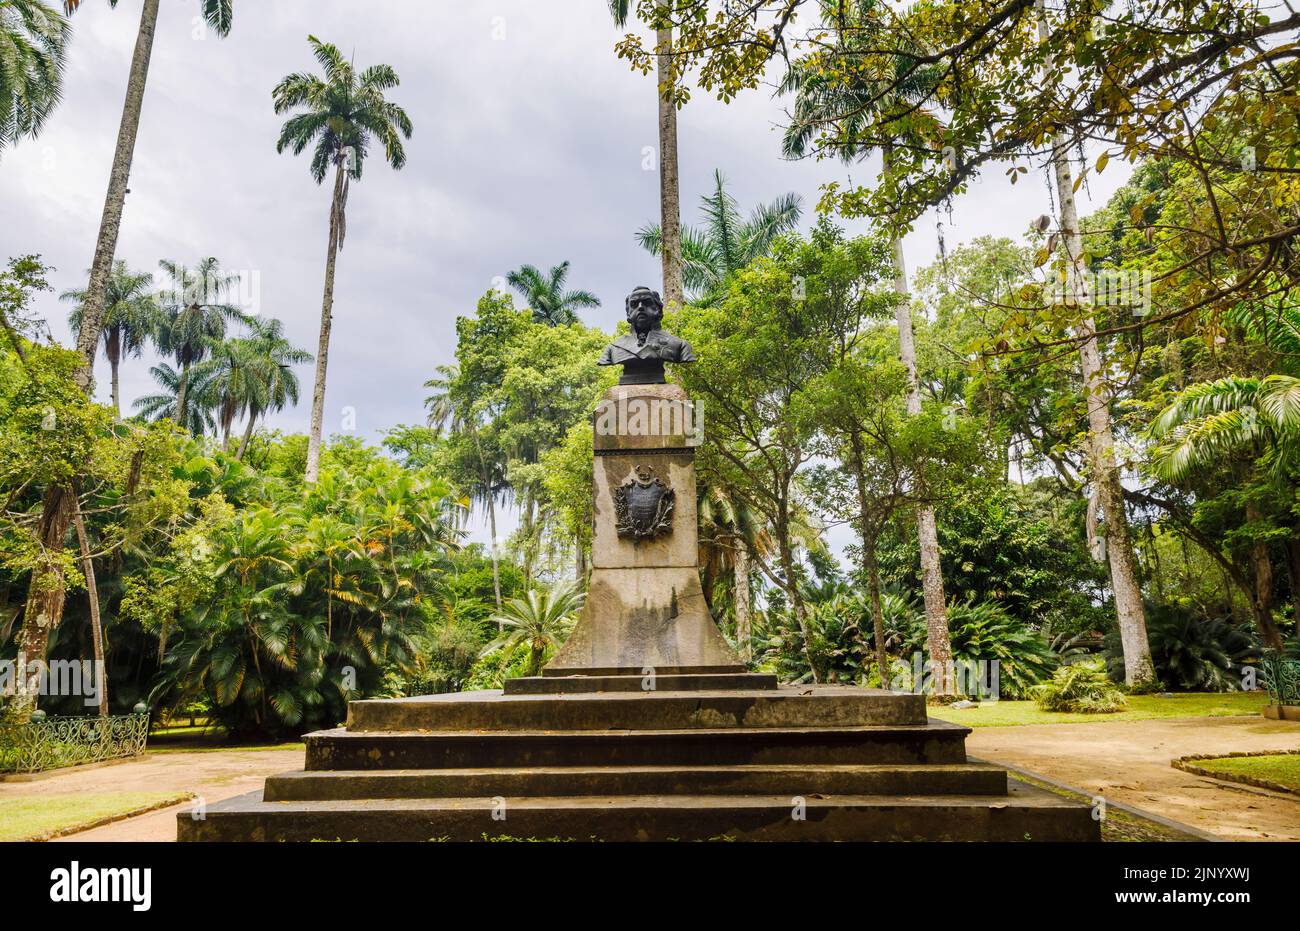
[2,0,1129,554]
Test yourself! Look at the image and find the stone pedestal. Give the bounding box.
[545,384,743,676]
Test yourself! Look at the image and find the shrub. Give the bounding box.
[1033,660,1127,713]
[1104,604,1257,691]
[904,597,1058,699]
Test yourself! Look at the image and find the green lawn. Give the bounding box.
[147,727,305,754]
[0,792,192,842]
[930,691,1268,727]
[1187,753,1300,793]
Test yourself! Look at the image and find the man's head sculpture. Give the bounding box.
[598,285,697,385]
[625,286,664,335]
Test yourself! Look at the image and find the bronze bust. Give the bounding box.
[598,286,695,384]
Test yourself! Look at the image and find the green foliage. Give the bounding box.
[904,598,1058,699]
[1033,660,1128,715]
[482,582,583,678]
[1104,605,1257,693]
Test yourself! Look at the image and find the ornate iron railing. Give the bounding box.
[1259,652,1300,706]
[0,713,149,774]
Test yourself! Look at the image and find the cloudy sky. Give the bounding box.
[3,0,1129,548]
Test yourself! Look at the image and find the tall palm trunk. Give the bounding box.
[175,358,191,427]
[733,537,752,663]
[1247,500,1283,649]
[1037,2,1153,686]
[884,143,954,696]
[73,0,161,391]
[305,159,346,483]
[775,498,818,682]
[105,330,122,418]
[655,25,684,309]
[11,0,162,719]
[72,498,107,717]
[236,409,259,460]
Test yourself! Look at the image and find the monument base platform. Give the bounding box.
[178,685,1100,842]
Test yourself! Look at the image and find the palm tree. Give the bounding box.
[232,317,311,460]
[505,261,600,326]
[273,35,413,484]
[1,0,69,153]
[1149,375,1300,480]
[134,361,217,436]
[61,0,233,390]
[62,260,159,417]
[607,1,683,311]
[191,337,256,451]
[482,582,585,678]
[636,169,802,304]
[155,256,244,426]
[779,0,957,692]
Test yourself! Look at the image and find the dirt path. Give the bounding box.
[964,714,1300,841]
[0,749,302,842]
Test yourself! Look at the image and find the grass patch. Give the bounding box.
[146,727,305,754]
[0,792,192,841]
[930,691,1267,727]
[1174,752,1300,794]
[148,741,305,755]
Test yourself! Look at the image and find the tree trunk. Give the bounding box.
[72,498,108,717]
[775,502,818,682]
[106,330,122,419]
[236,411,258,460]
[1246,500,1283,650]
[884,143,954,696]
[733,538,752,663]
[12,485,76,718]
[575,535,588,592]
[305,160,345,483]
[73,0,161,392]
[175,358,190,428]
[1038,2,1154,687]
[655,25,684,311]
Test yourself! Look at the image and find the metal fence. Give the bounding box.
[0,712,149,775]
[1259,652,1300,707]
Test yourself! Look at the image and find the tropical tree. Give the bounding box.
[1,0,69,153]
[505,261,599,326]
[482,582,584,678]
[272,35,413,484]
[607,0,683,310]
[231,317,310,459]
[779,0,956,691]
[62,260,159,417]
[60,0,233,391]
[155,257,243,427]
[636,169,801,304]
[1150,376,1300,481]
[133,361,217,436]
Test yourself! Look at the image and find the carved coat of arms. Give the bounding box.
[614,465,675,540]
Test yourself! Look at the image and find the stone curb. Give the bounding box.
[1171,750,1300,798]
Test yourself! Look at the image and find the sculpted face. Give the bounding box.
[625,288,664,333]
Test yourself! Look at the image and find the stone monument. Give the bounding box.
[178,285,1099,842]
[543,286,742,679]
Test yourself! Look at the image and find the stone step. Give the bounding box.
[264,762,1009,801]
[504,672,779,694]
[305,722,970,770]
[179,781,1099,842]
[345,686,926,732]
